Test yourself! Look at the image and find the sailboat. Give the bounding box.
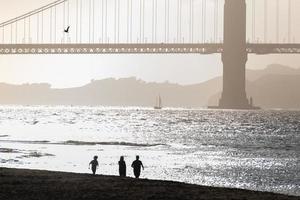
[154,95,162,109]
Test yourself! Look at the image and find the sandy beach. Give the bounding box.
[0,167,298,200]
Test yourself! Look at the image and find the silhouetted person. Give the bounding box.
[118,156,126,177]
[89,156,99,175]
[64,26,70,33]
[131,155,144,178]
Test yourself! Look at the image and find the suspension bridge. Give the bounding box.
[0,0,300,109]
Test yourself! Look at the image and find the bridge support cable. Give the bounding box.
[264,0,268,43]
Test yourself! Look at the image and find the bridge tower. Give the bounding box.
[218,0,253,109]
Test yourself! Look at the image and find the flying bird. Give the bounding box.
[64,26,70,33]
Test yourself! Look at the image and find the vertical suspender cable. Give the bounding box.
[130,0,132,43]
[264,0,268,43]
[252,0,255,42]
[54,5,57,43]
[80,0,82,43]
[190,0,193,43]
[118,0,120,43]
[67,0,70,43]
[215,0,218,43]
[37,13,39,43]
[2,27,4,43]
[101,0,104,43]
[114,0,117,43]
[89,0,91,43]
[11,24,13,44]
[166,0,169,43]
[288,0,291,43]
[143,0,145,42]
[276,0,279,43]
[24,19,26,43]
[140,0,143,42]
[127,0,129,43]
[62,2,65,42]
[165,0,167,43]
[177,0,179,42]
[202,0,206,43]
[76,0,78,43]
[42,10,44,43]
[15,22,18,43]
[179,0,182,42]
[28,17,31,43]
[152,0,155,43]
[105,0,108,42]
[93,0,95,43]
[50,8,53,43]
[155,0,157,42]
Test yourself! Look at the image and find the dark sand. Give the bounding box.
[0,168,298,200]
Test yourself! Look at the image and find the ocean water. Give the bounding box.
[0,106,299,196]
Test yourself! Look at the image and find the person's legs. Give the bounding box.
[92,167,96,175]
[134,169,140,178]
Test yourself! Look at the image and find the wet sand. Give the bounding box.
[0,167,298,200]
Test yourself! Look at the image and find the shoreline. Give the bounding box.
[0,167,298,200]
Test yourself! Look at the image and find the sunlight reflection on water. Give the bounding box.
[0,106,299,196]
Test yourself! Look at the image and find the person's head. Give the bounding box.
[94,155,98,160]
[120,156,124,161]
[136,155,139,160]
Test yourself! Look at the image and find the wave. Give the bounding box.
[0,135,9,138]
[0,139,165,147]
[63,140,165,147]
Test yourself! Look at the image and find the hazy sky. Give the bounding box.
[0,0,300,88]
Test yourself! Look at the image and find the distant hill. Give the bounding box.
[247,64,300,81]
[0,64,299,109]
[208,64,300,109]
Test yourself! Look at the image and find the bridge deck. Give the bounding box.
[0,43,300,54]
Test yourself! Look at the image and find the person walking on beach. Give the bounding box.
[131,155,144,178]
[89,156,99,175]
[118,156,126,177]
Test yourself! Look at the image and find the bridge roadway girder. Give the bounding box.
[1,43,300,55]
[0,44,223,54]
